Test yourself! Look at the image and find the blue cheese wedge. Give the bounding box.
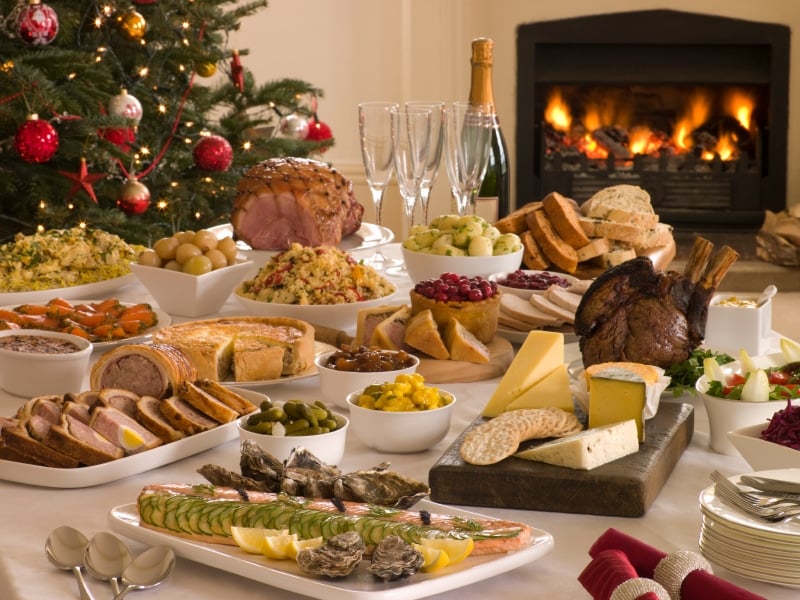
[514,419,639,470]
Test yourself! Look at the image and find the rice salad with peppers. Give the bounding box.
[0,228,141,292]
[237,243,395,305]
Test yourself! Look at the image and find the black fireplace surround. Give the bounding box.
[516,10,790,230]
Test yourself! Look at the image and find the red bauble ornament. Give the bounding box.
[193,135,233,171]
[117,179,151,215]
[108,89,143,125]
[306,118,333,149]
[99,127,136,152]
[15,114,59,163]
[17,0,59,46]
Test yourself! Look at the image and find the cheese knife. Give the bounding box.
[739,474,800,495]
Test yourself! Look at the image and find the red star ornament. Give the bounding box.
[59,158,105,204]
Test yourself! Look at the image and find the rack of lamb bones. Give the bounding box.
[574,236,740,369]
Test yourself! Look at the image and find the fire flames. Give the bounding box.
[544,86,757,163]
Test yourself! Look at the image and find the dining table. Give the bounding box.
[0,242,796,600]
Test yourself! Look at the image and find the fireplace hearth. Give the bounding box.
[516,10,790,230]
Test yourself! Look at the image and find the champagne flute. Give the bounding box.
[358,101,399,269]
[391,105,432,236]
[443,102,492,216]
[405,101,444,225]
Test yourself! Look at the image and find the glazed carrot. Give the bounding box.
[48,298,75,310]
[120,319,148,334]
[75,312,110,328]
[14,304,49,315]
[61,324,91,339]
[92,298,124,314]
[92,323,126,339]
[18,314,61,329]
[120,304,157,327]
[0,309,22,323]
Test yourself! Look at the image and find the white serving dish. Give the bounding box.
[314,350,419,408]
[345,388,455,453]
[705,292,773,356]
[130,260,252,318]
[109,498,553,600]
[0,273,136,306]
[727,423,800,470]
[489,269,579,300]
[234,288,397,333]
[0,329,92,397]
[401,246,523,283]
[0,388,266,488]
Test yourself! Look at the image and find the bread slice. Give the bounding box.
[527,209,578,274]
[494,201,542,234]
[371,305,411,350]
[135,396,185,443]
[443,318,490,364]
[354,304,406,346]
[528,293,576,325]
[578,217,648,247]
[546,286,583,313]
[598,246,637,268]
[177,380,240,423]
[576,236,611,262]
[160,395,219,435]
[542,191,591,249]
[194,379,258,416]
[520,230,551,270]
[639,222,674,249]
[500,293,563,327]
[582,184,654,217]
[404,309,449,360]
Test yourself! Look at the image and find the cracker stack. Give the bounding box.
[495,185,673,273]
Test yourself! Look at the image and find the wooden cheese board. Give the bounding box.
[429,401,694,517]
[415,336,514,384]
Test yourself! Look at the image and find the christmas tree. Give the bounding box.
[0,0,333,245]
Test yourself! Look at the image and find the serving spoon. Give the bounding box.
[112,545,175,600]
[84,531,132,596]
[45,526,94,600]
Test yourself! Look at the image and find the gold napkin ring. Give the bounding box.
[653,550,713,600]
[609,577,671,600]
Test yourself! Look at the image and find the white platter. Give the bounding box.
[0,273,136,306]
[0,300,172,352]
[108,499,553,600]
[0,388,267,488]
[489,270,580,300]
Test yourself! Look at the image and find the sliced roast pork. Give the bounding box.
[231,157,364,250]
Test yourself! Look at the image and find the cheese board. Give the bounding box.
[415,336,514,384]
[428,401,694,517]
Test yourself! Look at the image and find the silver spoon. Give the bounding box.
[84,531,132,596]
[45,526,94,600]
[112,545,175,600]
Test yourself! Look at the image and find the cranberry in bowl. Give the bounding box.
[0,329,92,397]
[489,269,579,300]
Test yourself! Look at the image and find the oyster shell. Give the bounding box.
[240,439,284,490]
[196,464,272,492]
[297,531,365,578]
[368,535,424,581]
[334,463,430,509]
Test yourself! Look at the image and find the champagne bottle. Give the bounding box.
[468,37,510,221]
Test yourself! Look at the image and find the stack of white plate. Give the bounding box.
[699,469,800,588]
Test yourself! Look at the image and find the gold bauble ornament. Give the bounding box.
[195,61,217,78]
[117,10,147,41]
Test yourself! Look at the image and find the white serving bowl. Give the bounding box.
[0,329,92,396]
[237,411,348,466]
[314,350,420,408]
[130,260,252,318]
[489,269,580,300]
[234,287,397,333]
[401,246,523,283]
[345,388,455,453]
[697,371,789,456]
[728,422,800,471]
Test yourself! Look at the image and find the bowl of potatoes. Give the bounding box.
[131,229,252,317]
[400,214,523,282]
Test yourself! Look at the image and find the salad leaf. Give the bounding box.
[665,348,734,396]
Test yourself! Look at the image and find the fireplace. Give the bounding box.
[515,10,790,230]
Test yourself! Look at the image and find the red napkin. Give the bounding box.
[578,549,662,600]
[589,528,767,600]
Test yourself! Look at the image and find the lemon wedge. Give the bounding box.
[702,357,727,384]
[262,533,298,560]
[418,537,474,565]
[287,537,324,560]
[781,338,800,363]
[413,543,450,572]
[230,527,290,554]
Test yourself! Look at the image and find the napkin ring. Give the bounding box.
[609,577,671,600]
[653,550,713,600]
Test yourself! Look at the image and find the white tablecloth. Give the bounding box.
[0,244,794,599]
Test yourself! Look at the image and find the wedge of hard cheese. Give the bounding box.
[588,365,650,441]
[515,419,639,470]
[504,363,573,413]
[481,330,563,417]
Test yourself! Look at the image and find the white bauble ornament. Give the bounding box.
[279,114,310,140]
[108,89,143,125]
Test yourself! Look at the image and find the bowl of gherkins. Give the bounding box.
[237,398,348,466]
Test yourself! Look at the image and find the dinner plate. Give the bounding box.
[108,499,553,600]
[0,273,136,306]
[0,388,267,488]
[0,299,172,352]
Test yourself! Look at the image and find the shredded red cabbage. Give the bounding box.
[760,400,800,450]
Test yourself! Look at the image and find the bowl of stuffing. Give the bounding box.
[0,329,92,397]
[235,243,397,331]
[314,346,420,408]
[345,373,456,453]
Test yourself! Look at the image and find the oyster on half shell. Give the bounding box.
[334,463,430,509]
[297,531,365,578]
[368,535,424,581]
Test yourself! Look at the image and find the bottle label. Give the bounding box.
[475,196,499,223]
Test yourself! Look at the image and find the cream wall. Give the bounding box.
[232,0,799,237]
